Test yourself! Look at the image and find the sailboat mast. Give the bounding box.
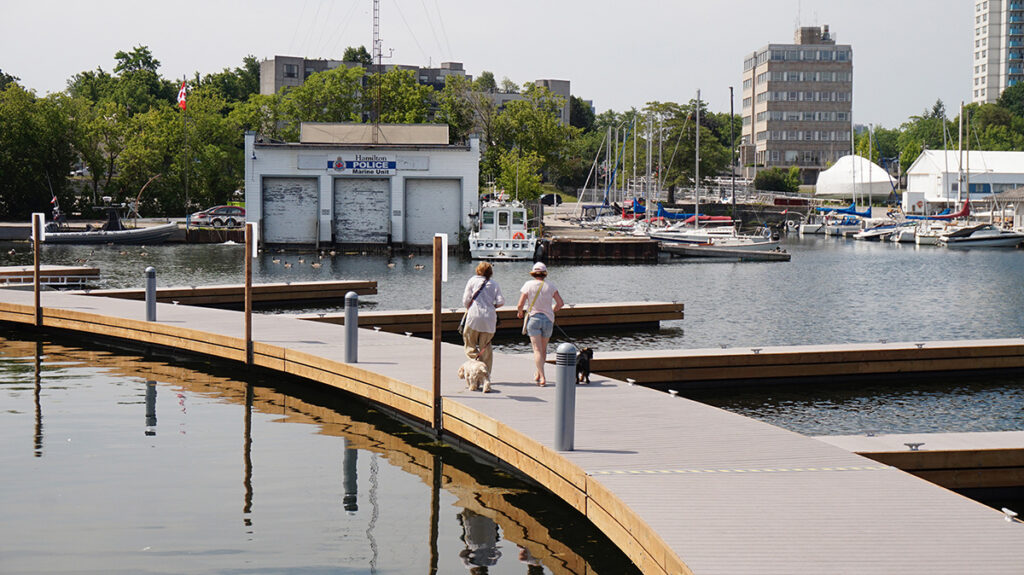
[958,102,964,205]
[965,104,970,214]
[694,89,700,229]
[868,124,873,209]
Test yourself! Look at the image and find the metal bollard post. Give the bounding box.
[145,266,157,321]
[555,343,577,451]
[344,291,358,363]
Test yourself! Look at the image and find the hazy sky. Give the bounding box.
[2,0,971,128]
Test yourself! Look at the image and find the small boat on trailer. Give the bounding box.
[469,198,538,260]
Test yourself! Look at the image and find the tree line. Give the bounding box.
[11,44,1015,220]
[0,45,748,220]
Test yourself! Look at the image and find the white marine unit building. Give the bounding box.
[904,150,1024,212]
[244,124,478,248]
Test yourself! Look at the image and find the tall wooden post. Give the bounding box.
[245,223,253,365]
[431,236,442,433]
[32,214,42,326]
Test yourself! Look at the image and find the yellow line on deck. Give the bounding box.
[589,465,889,476]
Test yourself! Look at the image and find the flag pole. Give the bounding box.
[182,75,189,217]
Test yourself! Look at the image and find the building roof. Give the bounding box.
[907,150,1024,176]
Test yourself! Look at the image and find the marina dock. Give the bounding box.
[1,287,1021,574]
[588,339,1024,387]
[296,300,683,335]
[0,264,100,288]
[659,243,792,261]
[74,280,377,306]
[817,431,1024,491]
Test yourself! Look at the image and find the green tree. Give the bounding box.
[343,46,373,66]
[282,65,365,139]
[896,101,952,167]
[67,68,115,102]
[495,148,543,200]
[199,55,260,102]
[474,71,496,93]
[437,75,476,143]
[491,84,579,179]
[229,93,289,141]
[500,77,519,93]
[997,84,1024,118]
[371,68,433,123]
[114,45,161,74]
[754,166,800,193]
[569,95,595,132]
[0,86,78,219]
[0,69,19,91]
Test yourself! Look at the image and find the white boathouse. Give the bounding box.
[244,124,479,248]
[904,150,1024,214]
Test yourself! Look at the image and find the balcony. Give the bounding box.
[1010,67,1023,75]
[1012,41,1024,47]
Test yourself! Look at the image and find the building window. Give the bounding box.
[283,64,298,79]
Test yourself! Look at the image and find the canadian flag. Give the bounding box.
[177,80,187,111]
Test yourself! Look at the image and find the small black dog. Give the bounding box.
[575,347,594,384]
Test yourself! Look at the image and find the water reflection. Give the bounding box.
[34,340,43,457]
[0,328,639,574]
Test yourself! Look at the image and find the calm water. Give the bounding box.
[3,235,1024,435]
[0,328,638,574]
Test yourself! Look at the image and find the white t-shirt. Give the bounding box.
[520,278,558,321]
[462,275,504,333]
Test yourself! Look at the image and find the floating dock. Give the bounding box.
[0,265,100,288]
[2,289,1021,574]
[817,431,1024,491]
[588,339,1024,387]
[297,301,684,335]
[659,243,792,261]
[545,237,658,263]
[74,280,377,307]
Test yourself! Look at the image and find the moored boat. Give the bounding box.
[469,198,537,260]
[938,223,1024,248]
[39,206,177,245]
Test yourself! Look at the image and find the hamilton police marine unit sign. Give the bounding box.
[328,154,397,175]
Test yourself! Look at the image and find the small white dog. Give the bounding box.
[457,359,491,393]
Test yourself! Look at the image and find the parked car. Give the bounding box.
[189,205,245,228]
[540,193,563,206]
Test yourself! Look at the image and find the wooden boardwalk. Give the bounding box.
[296,301,683,335]
[0,264,100,288]
[589,340,1024,386]
[817,431,1024,491]
[73,280,377,306]
[1,287,1022,574]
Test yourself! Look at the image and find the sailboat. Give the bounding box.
[650,89,779,252]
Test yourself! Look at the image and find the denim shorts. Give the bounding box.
[526,314,553,338]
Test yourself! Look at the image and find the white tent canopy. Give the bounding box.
[814,155,895,200]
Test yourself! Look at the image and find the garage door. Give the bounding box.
[333,178,389,244]
[404,179,461,245]
[262,177,318,245]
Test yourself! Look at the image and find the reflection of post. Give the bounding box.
[34,340,43,457]
[33,213,43,326]
[243,383,253,521]
[144,380,157,436]
[342,438,358,513]
[428,452,442,575]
